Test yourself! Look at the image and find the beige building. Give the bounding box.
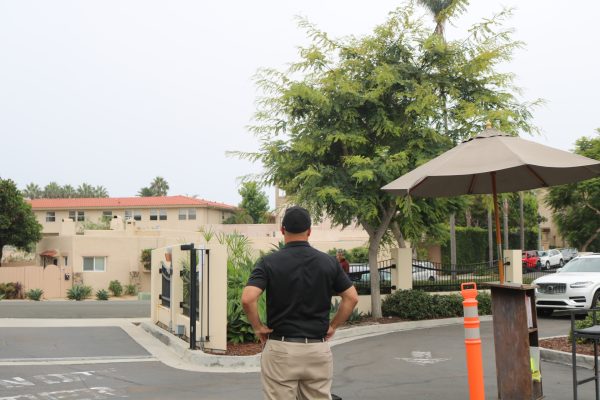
[27,195,370,296]
[30,195,237,235]
[536,189,568,249]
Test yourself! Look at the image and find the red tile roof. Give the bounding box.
[29,196,237,210]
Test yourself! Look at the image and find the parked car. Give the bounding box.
[412,261,438,281]
[348,264,392,294]
[532,254,600,316]
[537,249,564,270]
[522,250,541,272]
[559,248,578,262]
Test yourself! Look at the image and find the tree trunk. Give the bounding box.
[465,208,472,227]
[519,192,525,250]
[488,209,493,267]
[450,214,456,278]
[503,198,509,250]
[367,239,382,318]
[391,222,406,249]
[581,226,600,252]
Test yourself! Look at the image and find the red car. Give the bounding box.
[522,250,541,272]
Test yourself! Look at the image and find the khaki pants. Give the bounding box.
[261,339,333,400]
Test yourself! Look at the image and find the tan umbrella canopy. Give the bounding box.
[382,126,600,283]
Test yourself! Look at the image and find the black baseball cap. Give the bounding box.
[282,206,311,233]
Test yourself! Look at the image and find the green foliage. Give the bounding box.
[223,233,267,344]
[441,226,538,265]
[237,4,538,315]
[0,178,43,265]
[329,298,364,324]
[140,249,152,270]
[96,289,109,301]
[138,176,169,197]
[0,282,23,299]
[382,290,492,319]
[568,312,600,344]
[223,210,255,224]
[108,280,123,297]
[25,288,43,301]
[0,293,4,301]
[546,131,600,252]
[125,284,138,296]
[81,218,110,231]
[238,181,270,223]
[22,181,108,199]
[327,246,369,263]
[67,285,92,301]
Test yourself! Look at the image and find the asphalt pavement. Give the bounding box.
[0,300,150,318]
[0,315,593,400]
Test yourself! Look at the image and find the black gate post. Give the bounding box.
[181,243,197,350]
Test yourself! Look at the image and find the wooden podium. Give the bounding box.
[488,283,543,400]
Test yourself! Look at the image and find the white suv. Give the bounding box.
[538,249,564,270]
[532,254,600,316]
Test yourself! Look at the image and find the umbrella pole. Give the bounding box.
[491,172,505,283]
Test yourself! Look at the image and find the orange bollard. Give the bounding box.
[461,282,485,400]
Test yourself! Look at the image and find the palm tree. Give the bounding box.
[77,183,96,198]
[149,176,169,196]
[417,0,468,267]
[137,187,154,197]
[93,185,109,198]
[61,185,77,198]
[43,182,63,198]
[22,183,42,199]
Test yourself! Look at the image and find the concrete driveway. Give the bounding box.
[0,314,592,400]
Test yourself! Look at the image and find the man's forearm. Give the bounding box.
[242,300,263,330]
[330,298,357,329]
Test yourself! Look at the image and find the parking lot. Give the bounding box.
[0,314,595,400]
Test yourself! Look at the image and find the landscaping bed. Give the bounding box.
[540,336,598,357]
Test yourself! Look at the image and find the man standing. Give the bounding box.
[242,206,359,400]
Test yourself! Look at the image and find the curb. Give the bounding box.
[541,337,597,370]
[141,315,494,372]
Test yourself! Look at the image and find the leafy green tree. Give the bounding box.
[93,185,109,198]
[546,131,600,251]
[240,5,536,316]
[0,178,42,266]
[223,210,255,224]
[138,176,169,197]
[43,182,63,198]
[22,183,42,199]
[61,184,77,198]
[238,181,269,223]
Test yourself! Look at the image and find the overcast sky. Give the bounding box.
[1,1,598,208]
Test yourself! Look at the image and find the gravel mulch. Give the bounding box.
[206,317,406,356]
[540,336,599,356]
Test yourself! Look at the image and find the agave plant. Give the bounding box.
[67,285,92,301]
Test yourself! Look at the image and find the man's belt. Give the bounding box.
[269,335,325,343]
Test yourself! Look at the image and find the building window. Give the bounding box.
[222,211,225,220]
[83,256,105,272]
[102,211,112,220]
[46,212,56,222]
[125,210,142,221]
[69,210,85,221]
[150,209,158,221]
[64,256,68,267]
[179,208,196,220]
[159,209,167,220]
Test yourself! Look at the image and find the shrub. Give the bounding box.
[140,249,152,270]
[96,289,109,301]
[125,284,138,296]
[25,288,43,301]
[108,280,123,297]
[0,282,23,299]
[330,298,364,324]
[0,293,4,301]
[67,285,92,301]
[382,290,493,320]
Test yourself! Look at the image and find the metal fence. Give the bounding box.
[412,259,501,292]
[522,265,559,284]
[159,262,172,308]
[349,259,395,295]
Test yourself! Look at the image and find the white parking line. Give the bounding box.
[0,356,156,367]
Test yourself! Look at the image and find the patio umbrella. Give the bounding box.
[382,125,600,283]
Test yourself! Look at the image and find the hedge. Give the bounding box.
[382,289,492,320]
[441,227,538,265]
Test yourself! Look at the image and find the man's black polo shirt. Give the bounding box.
[246,241,353,338]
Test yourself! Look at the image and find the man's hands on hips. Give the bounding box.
[326,325,336,341]
[253,324,273,343]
